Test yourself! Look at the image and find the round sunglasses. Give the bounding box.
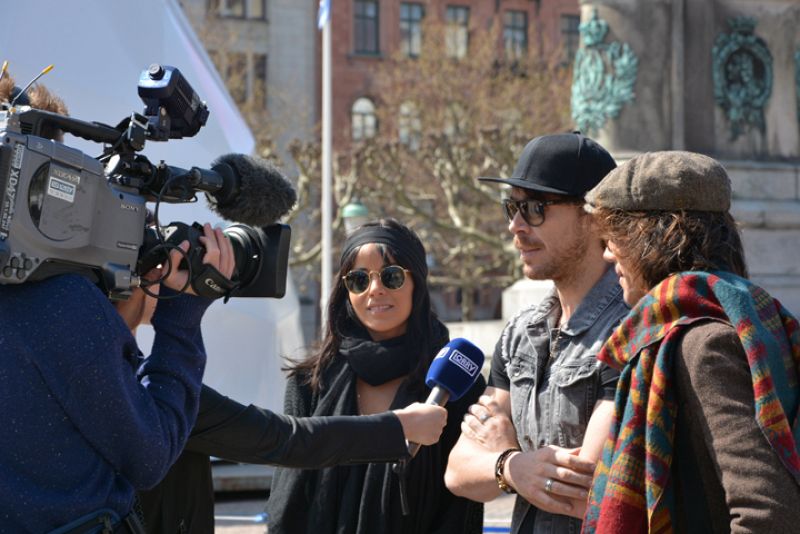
[342,265,411,294]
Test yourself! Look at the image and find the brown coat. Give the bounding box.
[673,320,800,533]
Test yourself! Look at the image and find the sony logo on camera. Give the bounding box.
[449,350,479,377]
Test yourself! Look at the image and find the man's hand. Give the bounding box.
[461,394,518,451]
[393,403,448,445]
[161,224,235,295]
[504,445,596,518]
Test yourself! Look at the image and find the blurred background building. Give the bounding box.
[326,0,580,150]
[180,0,317,156]
[179,0,582,340]
[176,0,800,340]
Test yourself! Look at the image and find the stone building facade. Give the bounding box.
[179,0,317,150]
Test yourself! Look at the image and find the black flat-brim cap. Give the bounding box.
[478,133,617,196]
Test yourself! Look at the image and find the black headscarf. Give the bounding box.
[340,226,428,281]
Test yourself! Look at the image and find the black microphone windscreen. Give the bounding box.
[209,153,297,226]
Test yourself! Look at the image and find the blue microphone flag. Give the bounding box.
[425,338,484,401]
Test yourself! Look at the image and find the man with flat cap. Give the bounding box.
[445,133,629,533]
[583,150,800,533]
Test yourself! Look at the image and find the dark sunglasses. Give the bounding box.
[342,265,411,294]
[502,197,581,227]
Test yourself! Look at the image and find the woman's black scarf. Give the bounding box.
[267,319,482,534]
[338,324,421,386]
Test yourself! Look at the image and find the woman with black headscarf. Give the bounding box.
[268,218,485,534]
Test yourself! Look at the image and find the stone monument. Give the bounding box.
[572,0,800,314]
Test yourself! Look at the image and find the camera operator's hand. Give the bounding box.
[393,403,448,446]
[162,223,235,296]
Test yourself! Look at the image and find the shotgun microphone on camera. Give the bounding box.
[204,153,297,226]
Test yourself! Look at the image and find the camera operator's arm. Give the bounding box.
[24,273,210,490]
[35,226,234,490]
[185,385,449,467]
[123,224,233,484]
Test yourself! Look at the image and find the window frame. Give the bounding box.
[400,2,425,59]
[253,53,268,110]
[503,10,528,61]
[212,0,267,21]
[398,101,422,150]
[351,97,378,141]
[354,0,380,55]
[226,51,248,105]
[560,14,581,64]
[445,5,470,59]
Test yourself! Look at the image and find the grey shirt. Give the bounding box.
[488,267,629,534]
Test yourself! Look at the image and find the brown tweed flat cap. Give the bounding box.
[584,151,731,213]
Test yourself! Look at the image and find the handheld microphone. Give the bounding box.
[407,337,485,457]
[190,153,297,226]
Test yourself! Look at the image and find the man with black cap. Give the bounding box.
[445,132,629,533]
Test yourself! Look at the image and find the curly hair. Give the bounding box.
[28,84,68,116]
[0,76,68,116]
[0,74,69,141]
[0,76,14,104]
[592,208,748,288]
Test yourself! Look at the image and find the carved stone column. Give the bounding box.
[571,0,670,155]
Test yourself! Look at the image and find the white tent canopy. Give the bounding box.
[0,0,304,412]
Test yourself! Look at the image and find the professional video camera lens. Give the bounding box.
[138,222,290,299]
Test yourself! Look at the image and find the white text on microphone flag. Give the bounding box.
[450,350,479,377]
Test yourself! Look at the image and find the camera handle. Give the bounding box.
[14,108,121,145]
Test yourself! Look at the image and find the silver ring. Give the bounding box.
[544,478,554,493]
[479,413,490,423]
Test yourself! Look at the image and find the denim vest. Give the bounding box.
[494,268,628,534]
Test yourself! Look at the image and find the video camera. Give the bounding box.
[0,64,294,300]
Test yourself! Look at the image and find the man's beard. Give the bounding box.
[521,227,591,285]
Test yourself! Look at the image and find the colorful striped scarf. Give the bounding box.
[582,271,800,533]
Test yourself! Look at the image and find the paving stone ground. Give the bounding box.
[214,492,515,533]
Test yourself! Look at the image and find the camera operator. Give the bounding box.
[0,222,232,532]
[0,77,235,532]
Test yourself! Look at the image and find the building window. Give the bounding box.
[211,0,266,20]
[443,102,467,137]
[504,10,528,61]
[249,0,266,20]
[227,52,248,104]
[445,6,469,59]
[354,0,380,55]
[216,52,268,109]
[561,14,581,64]
[398,101,421,150]
[253,53,268,110]
[400,3,424,59]
[352,97,377,141]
